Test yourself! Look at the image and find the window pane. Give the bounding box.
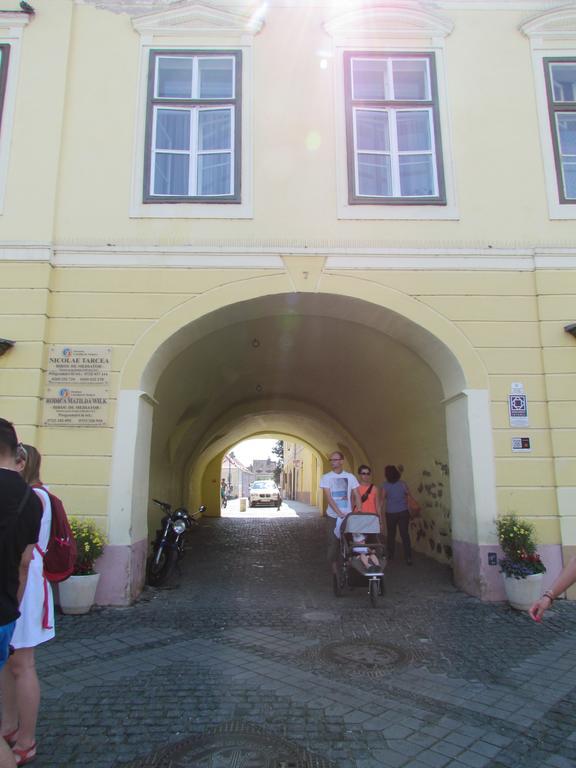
[154,154,189,196]
[155,110,190,151]
[397,111,431,152]
[352,59,387,101]
[358,154,392,196]
[551,63,576,103]
[157,57,193,99]
[392,59,429,100]
[562,161,576,198]
[557,114,576,155]
[399,155,435,196]
[198,153,231,195]
[356,110,389,151]
[198,58,234,99]
[198,109,231,151]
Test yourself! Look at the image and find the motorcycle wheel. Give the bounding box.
[146,546,176,586]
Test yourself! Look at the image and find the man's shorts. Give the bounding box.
[0,621,15,670]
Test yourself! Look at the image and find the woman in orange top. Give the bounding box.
[353,465,381,516]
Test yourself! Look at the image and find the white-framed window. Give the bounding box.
[544,58,576,204]
[145,51,241,202]
[521,6,576,219]
[324,4,457,221]
[346,53,443,202]
[0,14,29,215]
[129,4,262,220]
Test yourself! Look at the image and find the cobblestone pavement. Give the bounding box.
[23,501,576,767]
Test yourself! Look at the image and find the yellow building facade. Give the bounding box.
[0,0,575,604]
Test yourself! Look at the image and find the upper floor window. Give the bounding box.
[0,45,10,132]
[144,50,241,203]
[544,58,576,203]
[344,52,445,205]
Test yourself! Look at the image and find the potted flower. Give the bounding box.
[58,517,106,614]
[496,514,546,611]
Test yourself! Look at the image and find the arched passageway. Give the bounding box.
[104,287,497,605]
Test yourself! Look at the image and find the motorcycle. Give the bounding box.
[146,498,206,586]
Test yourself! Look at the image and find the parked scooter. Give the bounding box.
[146,498,206,586]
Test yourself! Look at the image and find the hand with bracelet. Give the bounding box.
[528,555,576,621]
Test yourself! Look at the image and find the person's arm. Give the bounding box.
[529,556,576,621]
[353,487,363,513]
[17,543,35,604]
[323,487,344,517]
[375,486,382,517]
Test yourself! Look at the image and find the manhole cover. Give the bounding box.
[320,640,409,672]
[116,721,334,768]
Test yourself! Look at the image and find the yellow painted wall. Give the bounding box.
[0,0,574,569]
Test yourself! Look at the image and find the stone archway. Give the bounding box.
[101,281,496,605]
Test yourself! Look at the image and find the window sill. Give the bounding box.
[337,202,459,220]
[129,201,253,219]
[548,200,576,220]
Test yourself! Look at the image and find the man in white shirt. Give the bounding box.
[320,451,362,573]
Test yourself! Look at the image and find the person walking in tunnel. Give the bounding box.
[320,451,363,574]
[353,465,381,517]
[380,464,416,565]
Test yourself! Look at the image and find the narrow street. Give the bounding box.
[33,501,576,767]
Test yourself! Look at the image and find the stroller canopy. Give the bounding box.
[342,513,381,535]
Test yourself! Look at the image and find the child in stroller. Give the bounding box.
[352,532,382,573]
[333,513,386,604]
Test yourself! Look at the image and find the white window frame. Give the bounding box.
[352,105,439,199]
[149,97,236,200]
[0,15,29,216]
[129,5,261,219]
[323,5,457,221]
[522,7,576,220]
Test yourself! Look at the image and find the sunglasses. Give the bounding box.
[360,471,371,475]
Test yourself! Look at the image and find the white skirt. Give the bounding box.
[11,488,55,649]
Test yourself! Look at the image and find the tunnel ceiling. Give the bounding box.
[151,293,446,468]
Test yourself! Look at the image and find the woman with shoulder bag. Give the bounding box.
[353,465,381,516]
[380,465,419,566]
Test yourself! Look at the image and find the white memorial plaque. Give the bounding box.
[43,346,111,427]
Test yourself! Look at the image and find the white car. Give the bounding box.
[249,480,281,507]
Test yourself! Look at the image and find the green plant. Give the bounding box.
[69,517,106,575]
[496,514,546,579]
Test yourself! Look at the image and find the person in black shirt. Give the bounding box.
[0,419,41,768]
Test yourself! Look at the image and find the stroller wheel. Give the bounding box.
[369,578,382,608]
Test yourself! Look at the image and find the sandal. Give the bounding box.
[2,729,18,747]
[12,743,36,765]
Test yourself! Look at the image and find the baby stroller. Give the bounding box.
[333,513,386,607]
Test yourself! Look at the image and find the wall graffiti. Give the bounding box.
[410,459,452,564]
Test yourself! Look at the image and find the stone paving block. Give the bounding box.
[430,741,465,758]
[417,750,452,768]
[387,740,424,758]
[453,750,491,768]
[470,739,505,758]
[480,731,512,748]
[403,762,437,768]
[445,732,477,748]
[544,756,576,768]
[369,748,410,767]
